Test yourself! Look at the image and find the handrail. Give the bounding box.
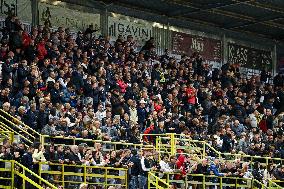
[156,171,276,189]
[38,161,128,188]
[0,121,33,145]
[268,180,283,188]
[0,160,57,189]
[0,109,40,137]
[41,135,155,150]
[0,131,14,143]
[148,171,170,189]
[0,114,35,140]
[14,160,57,189]
[156,134,284,167]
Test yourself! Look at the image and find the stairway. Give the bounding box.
[0,109,57,189]
[0,109,41,145]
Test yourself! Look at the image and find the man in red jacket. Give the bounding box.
[186,81,197,112]
[37,38,47,60]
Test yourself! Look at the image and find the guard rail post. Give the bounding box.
[83,164,87,183]
[170,133,175,156]
[11,160,14,189]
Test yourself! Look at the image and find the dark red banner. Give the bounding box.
[172,31,222,62]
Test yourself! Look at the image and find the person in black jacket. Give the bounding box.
[65,145,82,189]
[1,61,13,87]
[252,161,263,188]
[17,60,29,87]
[129,150,141,189]
[21,145,35,189]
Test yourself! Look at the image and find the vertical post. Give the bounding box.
[222,34,227,66]
[100,7,109,37]
[185,173,188,189]
[202,142,205,159]
[273,43,277,76]
[41,135,44,149]
[125,169,128,188]
[31,0,39,26]
[62,164,65,188]
[148,173,150,189]
[170,133,175,156]
[11,160,14,189]
[202,175,205,189]
[156,176,158,188]
[220,177,223,189]
[39,162,42,185]
[23,169,25,189]
[105,167,108,188]
[11,132,14,143]
[84,164,87,183]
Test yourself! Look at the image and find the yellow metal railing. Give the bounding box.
[269,180,284,189]
[0,160,57,189]
[41,135,154,151]
[38,162,128,188]
[160,172,282,189]
[154,134,284,167]
[0,131,14,144]
[0,109,41,144]
[148,171,170,189]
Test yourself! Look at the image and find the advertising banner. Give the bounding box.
[39,2,100,32]
[108,16,152,49]
[0,0,32,23]
[228,43,272,70]
[172,31,222,62]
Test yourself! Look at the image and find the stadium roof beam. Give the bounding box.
[168,0,284,30]
[225,16,284,29]
[166,0,250,17]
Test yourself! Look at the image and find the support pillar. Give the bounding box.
[273,43,277,75]
[222,34,227,66]
[100,8,108,37]
[31,0,39,26]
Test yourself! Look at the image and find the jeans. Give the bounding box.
[129,175,139,189]
[138,175,148,189]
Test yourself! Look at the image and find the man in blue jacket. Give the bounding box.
[208,158,227,189]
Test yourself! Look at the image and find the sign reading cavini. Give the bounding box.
[39,2,100,32]
[108,16,152,48]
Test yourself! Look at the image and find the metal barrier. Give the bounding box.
[148,171,170,189]
[160,172,283,189]
[269,180,284,189]
[41,135,154,151]
[38,162,128,188]
[0,109,41,145]
[0,121,33,146]
[153,134,284,168]
[0,160,57,189]
[0,131,14,144]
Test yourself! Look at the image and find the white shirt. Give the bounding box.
[159,160,173,173]
[141,157,151,172]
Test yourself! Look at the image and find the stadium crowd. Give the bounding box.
[0,12,284,189]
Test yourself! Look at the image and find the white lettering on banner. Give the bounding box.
[228,45,248,65]
[108,16,152,48]
[39,3,100,32]
[0,0,31,23]
[191,38,204,52]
